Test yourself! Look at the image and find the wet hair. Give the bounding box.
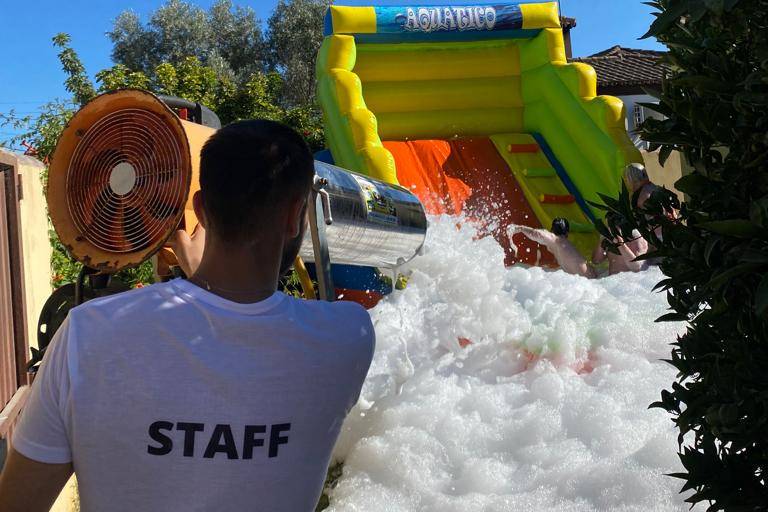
[199,120,314,243]
[551,217,570,237]
[623,163,649,185]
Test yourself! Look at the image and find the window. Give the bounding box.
[632,104,645,129]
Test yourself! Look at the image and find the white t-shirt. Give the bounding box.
[13,279,375,512]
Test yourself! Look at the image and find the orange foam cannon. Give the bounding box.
[507,143,540,153]
[539,194,575,204]
[47,89,217,274]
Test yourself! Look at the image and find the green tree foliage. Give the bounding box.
[109,0,266,82]
[594,0,768,508]
[0,99,75,169]
[109,0,328,106]
[266,0,329,106]
[53,33,96,106]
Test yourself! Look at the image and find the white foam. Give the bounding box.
[326,216,700,511]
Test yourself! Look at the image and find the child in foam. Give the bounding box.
[592,212,651,275]
[624,162,678,243]
[515,217,651,278]
[512,219,596,278]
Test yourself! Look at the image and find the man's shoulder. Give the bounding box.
[69,281,177,325]
[290,294,367,318]
[289,297,375,356]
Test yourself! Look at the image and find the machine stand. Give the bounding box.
[308,177,335,301]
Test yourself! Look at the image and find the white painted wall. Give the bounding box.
[616,93,661,149]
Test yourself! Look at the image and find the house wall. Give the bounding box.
[0,149,51,351]
[640,148,687,203]
[51,478,79,512]
[607,94,688,201]
[615,93,658,145]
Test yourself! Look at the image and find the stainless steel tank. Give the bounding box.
[299,161,427,269]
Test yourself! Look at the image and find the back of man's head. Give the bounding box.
[551,217,570,237]
[199,120,314,243]
[623,163,649,188]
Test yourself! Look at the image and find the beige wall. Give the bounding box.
[50,477,79,511]
[0,149,51,351]
[641,148,687,203]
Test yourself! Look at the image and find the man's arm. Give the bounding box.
[0,317,74,510]
[168,223,206,277]
[0,447,72,512]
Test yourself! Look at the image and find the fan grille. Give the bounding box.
[66,108,187,254]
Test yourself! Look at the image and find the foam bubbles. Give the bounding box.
[327,216,699,511]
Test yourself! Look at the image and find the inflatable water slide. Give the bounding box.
[315,1,642,270]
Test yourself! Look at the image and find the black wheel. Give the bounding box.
[31,277,131,370]
[37,283,91,353]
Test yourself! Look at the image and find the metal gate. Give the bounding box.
[0,162,30,444]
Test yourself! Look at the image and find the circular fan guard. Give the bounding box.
[66,108,187,254]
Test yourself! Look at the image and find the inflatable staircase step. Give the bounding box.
[507,143,540,154]
[539,193,575,204]
[522,167,556,177]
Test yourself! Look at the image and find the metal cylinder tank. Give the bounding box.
[299,161,427,269]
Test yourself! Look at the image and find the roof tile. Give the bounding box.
[571,46,668,87]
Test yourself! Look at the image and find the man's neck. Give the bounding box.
[190,237,282,304]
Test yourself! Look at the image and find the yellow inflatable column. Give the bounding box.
[316,33,398,184]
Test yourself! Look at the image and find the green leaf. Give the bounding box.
[638,101,672,116]
[706,263,763,289]
[749,197,768,228]
[704,238,720,266]
[640,87,663,101]
[704,0,725,15]
[697,220,763,238]
[641,0,693,39]
[657,312,688,322]
[738,249,768,264]
[658,145,674,167]
[670,75,732,93]
[756,274,768,315]
[592,218,611,239]
[674,173,709,195]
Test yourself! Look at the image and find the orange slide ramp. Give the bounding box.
[383,138,556,267]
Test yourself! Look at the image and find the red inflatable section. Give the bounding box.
[383,138,555,266]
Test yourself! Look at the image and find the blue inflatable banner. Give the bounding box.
[374,4,522,34]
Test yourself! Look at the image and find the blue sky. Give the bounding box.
[0,0,663,144]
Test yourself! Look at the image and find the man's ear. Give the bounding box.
[286,195,308,239]
[192,190,207,229]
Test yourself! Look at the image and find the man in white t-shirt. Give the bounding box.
[0,120,375,511]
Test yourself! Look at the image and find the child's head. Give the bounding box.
[623,163,649,190]
[551,218,570,238]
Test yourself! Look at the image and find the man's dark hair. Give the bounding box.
[551,217,570,237]
[199,120,314,242]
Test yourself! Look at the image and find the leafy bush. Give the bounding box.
[596,0,768,508]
